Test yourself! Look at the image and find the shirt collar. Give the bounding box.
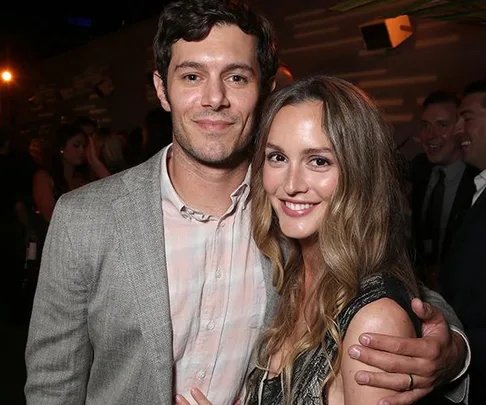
[160,144,252,221]
[436,159,465,181]
[474,169,486,193]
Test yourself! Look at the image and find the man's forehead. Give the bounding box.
[460,92,486,112]
[422,102,456,119]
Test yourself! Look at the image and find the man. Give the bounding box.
[25,1,468,404]
[410,91,478,288]
[440,79,486,404]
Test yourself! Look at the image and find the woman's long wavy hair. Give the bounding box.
[250,75,418,402]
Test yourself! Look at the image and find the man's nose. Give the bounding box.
[201,78,230,110]
[453,117,464,136]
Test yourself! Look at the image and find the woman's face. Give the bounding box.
[62,133,87,166]
[262,101,339,241]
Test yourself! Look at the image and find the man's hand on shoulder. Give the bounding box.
[347,298,466,405]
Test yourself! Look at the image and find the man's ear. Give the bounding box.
[153,71,171,112]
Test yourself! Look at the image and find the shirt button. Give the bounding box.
[207,320,215,330]
[197,370,206,380]
[215,269,222,279]
[219,221,226,228]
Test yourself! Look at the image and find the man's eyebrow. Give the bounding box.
[222,63,256,75]
[174,62,256,76]
[174,61,206,71]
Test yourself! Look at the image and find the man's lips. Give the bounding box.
[194,119,234,131]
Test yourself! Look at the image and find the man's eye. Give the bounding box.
[230,75,247,83]
[184,74,198,81]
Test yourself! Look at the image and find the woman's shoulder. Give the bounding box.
[346,296,416,339]
[339,273,421,337]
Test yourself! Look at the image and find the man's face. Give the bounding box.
[155,24,260,167]
[456,92,486,170]
[419,102,460,165]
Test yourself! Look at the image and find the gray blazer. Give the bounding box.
[25,151,467,404]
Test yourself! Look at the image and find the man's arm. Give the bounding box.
[25,198,92,404]
[348,286,469,405]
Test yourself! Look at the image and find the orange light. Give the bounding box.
[2,70,12,82]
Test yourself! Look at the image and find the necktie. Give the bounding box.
[423,169,445,262]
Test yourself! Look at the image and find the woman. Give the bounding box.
[32,123,90,222]
[178,76,420,404]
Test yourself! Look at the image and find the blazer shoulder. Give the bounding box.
[464,164,481,179]
[60,153,162,212]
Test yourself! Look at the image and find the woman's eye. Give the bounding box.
[310,157,329,166]
[266,153,285,163]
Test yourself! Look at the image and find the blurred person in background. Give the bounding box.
[86,127,128,178]
[32,123,90,224]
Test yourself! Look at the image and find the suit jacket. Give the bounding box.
[440,188,486,404]
[25,151,467,404]
[25,151,277,404]
[410,153,478,266]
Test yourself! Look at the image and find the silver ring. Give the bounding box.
[407,374,414,391]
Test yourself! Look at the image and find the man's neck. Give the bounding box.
[167,146,250,217]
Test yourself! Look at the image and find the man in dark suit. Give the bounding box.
[440,79,486,404]
[410,90,478,289]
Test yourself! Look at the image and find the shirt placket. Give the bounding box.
[195,217,230,393]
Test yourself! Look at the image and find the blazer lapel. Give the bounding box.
[447,165,478,229]
[113,152,173,397]
[453,185,486,243]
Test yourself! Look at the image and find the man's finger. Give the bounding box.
[354,371,427,391]
[349,343,429,375]
[356,333,431,357]
[378,388,433,405]
[411,298,435,322]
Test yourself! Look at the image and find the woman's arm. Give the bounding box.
[32,169,56,221]
[340,298,416,404]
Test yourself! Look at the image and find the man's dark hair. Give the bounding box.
[153,0,279,97]
[463,79,486,108]
[422,90,460,109]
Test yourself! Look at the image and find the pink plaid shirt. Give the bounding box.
[160,146,267,404]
